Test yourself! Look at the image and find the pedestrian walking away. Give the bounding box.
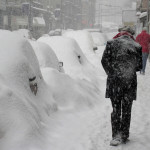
[113,25,135,40]
[101,26,142,146]
[136,27,150,75]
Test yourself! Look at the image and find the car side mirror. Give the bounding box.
[29,76,38,95]
[59,62,63,67]
[93,47,98,51]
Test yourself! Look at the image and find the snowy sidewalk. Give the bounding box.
[46,61,150,150]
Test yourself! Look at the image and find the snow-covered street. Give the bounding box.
[0,29,150,150]
[1,0,150,149]
[44,52,150,150]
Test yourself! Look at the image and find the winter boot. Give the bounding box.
[121,138,130,144]
[110,135,122,146]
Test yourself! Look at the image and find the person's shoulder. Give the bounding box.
[117,35,132,41]
[107,39,113,43]
[136,33,141,37]
[113,32,120,39]
[134,41,142,49]
[105,40,115,49]
[106,39,114,45]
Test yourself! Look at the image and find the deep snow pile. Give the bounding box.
[44,34,150,150]
[1,28,150,150]
[29,41,61,71]
[30,38,101,108]
[63,30,95,54]
[43,33,150,150]
[0,30,57,150]
[0,30,102,150]
[41,68,100,110]
[38,36,101,87]
[63,30,104,70]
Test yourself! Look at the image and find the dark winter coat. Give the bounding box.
[136,30,150,53]
[101,35,142,100]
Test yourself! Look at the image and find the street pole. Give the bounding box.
[28,0,33,32]
[61,0,64,30]
[99,4,102,32]
[147,0,150,33]
[122,10,124,26]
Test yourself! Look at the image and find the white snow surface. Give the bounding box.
[13,29,33,40]
[0,30,58,150]
[101,22,118,32]
[63,30,104,70]
[90,32,107,46]
[29,41,60,71]
[89,32,117,46]
[0,29,150,150]
[38,36,101,87]
[63,30,95,54]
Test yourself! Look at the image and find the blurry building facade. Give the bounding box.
[136,0,150,32]
[0,0,6,29]
[43,0,96,30]
[81,0,96,28]
[4,0,49,38]
[0,0,96,37]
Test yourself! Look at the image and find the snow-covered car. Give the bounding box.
[38,36,101,86]
[30,41,64,72]
[63,30,96,54]
[0,30,57,150]
[63,30,105,70]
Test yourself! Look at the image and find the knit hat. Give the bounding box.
[143,27,148,31]
[118,25,126,32]
[122,26,135,35]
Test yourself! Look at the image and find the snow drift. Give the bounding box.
[0,30,102,150]
[63,30,105,72]
[38,36,101,86]
[41,68,100,110]
[0,30,57,150]
[29,41,62,72]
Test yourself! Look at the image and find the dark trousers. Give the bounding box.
[141,52,149,73]
[111,98,133,139]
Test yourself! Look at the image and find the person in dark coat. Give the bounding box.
[136,27,150,75]
[101,26,142,146]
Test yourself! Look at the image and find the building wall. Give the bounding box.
[43,0,96,29]
[0,0,6,29]
[1,0,96,31]
[141,0,148,12]
[81,0,96,28]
